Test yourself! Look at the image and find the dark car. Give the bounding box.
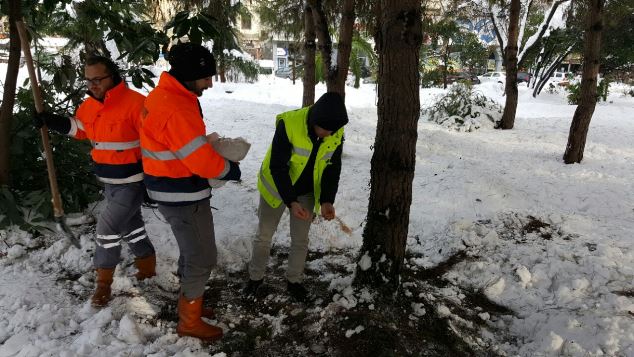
[446,72,481,85]
[517,72,532,83]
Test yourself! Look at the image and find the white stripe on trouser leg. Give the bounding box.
[128,234,147,243]
[98,241,121,249]
[123,226,147,244]
[97,234,120,240]
[124,227,144,238]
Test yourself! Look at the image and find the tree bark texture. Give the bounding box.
[303,3,316,107]
[355,0,421,290]
[499,0,521,130]
[563,0,605,164]
[0,0,22,186]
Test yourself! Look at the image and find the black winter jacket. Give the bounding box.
[269,120,343,207]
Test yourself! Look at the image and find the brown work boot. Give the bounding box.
[134,254,156,280]
[91,268,115,307]
[176,295,223,341]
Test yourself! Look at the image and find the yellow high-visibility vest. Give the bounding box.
[257,107,344,213]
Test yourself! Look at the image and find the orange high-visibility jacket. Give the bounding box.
[141,72,230,205]
[70,82,145,184]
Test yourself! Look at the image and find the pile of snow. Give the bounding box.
[437,213,634,356]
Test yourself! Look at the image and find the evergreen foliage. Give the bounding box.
[566,78,610,105]
[422,83,503,132]
[1,0,258,228]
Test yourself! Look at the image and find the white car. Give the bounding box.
[548,71,574,87]
[478,71,506,84]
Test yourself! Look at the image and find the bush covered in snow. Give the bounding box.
[421,83,502,131]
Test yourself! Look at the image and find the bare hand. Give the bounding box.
[320,202,335,221]
[290,202,311,221]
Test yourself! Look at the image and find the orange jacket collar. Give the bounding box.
[157,72,198,101]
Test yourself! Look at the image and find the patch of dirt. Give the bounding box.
[522,215,551,238]
[410,251,469,282]
[171,248,502,356]
[42,216,548,355]
[495,213,575,242]
[614,290,634,298]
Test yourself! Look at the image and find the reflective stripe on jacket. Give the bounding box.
[141,72,230,205]
[258,107,343,213]
[72,82,145,184]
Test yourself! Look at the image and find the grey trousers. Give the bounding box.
[158,199,217,299]
[94,182,155,269]
[248,194,314,283]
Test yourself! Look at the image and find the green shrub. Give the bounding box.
[2,58,101,230]
[597,78,610,102]
[566,78,611,105]
[421,68,443,88]
[567,82,581,105]
[421,83,502,131]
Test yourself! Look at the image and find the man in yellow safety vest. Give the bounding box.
[244,92,349,301]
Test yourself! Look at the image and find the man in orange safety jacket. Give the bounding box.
[33,56,156,308]
[141,42,241,342]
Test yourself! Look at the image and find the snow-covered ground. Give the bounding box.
[1,72,633,356]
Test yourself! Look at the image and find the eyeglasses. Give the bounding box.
[84,75,112,86]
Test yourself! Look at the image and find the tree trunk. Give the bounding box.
[310,0,355,97]
[332,0,355,96]
[0,0,22,186]
[291,56,297,85]
[303,3,317,107]
[499,0,521,130]
[442,42,449,89]
[310,0,334,90]
[530,46,554,90]
[533,49,570,97]
[563,0,605,164]
[219,64,226,83]
[354,0,421,291]
[490,12,506,67]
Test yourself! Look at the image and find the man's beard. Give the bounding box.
[184,81,204,97]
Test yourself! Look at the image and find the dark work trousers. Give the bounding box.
[158,199,217,299]
[94,182,155,269]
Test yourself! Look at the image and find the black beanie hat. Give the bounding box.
[168,42,217,81]
[308,92,349,132]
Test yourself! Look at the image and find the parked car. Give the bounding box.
[517,71,532,83]
[446,72,481,85]
[478,71,506,84]
[548,71,573,87]
[274,66,303,80]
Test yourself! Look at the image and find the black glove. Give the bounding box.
[224,160,242,181]
[33,111,71,134]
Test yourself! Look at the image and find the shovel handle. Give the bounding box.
[16,20,64,218]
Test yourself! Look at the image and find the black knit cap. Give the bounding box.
[168,42,217,81]
[308,92,349,132]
